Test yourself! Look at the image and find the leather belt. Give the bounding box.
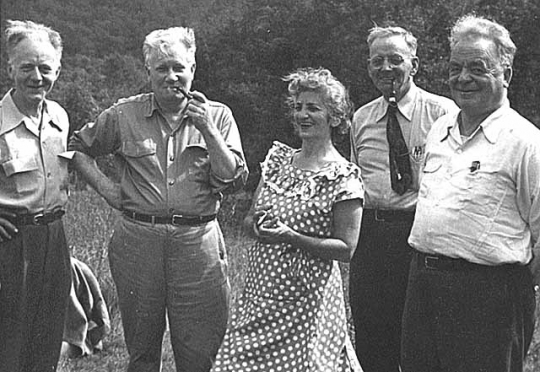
[123,211,216,226]
[363,208,415,223]
[14,209,65,226]
[415,251,510,272]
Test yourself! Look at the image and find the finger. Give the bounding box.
[190,91,207,103]
[0,218,18,234]
[0,226,14,241]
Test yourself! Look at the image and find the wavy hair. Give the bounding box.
[5,19,63,62]
[284,67,353,136]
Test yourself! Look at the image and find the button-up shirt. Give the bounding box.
[69,93,248,216]
[350,83,457,210]
[0,90,71,213]
[409,102,540,265]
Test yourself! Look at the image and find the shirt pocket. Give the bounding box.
[458,167,506,219]
[418,161,443,201]
[1,156,40,193]
[121,140,159,171]
[184,144,210,183]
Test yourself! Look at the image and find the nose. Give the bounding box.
[165,68,178,81]
[28,67,43,81]
[380,58,393,71]
[457,68,472,82]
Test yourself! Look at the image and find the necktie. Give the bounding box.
[386,98,412,195]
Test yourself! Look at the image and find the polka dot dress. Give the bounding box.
[212,142,364,372]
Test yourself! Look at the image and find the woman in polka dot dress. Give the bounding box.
[212,68,364,372]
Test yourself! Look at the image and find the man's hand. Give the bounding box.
[0,210,18,242]
[185,91,215,134]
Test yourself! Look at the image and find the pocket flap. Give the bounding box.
[2,156,39,177]
[122,140,156,157]
[423,161,442,173]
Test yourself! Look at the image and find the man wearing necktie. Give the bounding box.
[349,26,457,372]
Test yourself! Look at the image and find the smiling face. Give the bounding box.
[293,90,335,141]
[146,43,196,110]
[448,37,510,120]
[8,37,61,112]
[368,35,418,101]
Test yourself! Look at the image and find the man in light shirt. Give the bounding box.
[0,20,72,371]
[349,26,456,372]
[402,14,540,372]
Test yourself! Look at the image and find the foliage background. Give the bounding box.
[1,1,540,370]
[1,0,539,188]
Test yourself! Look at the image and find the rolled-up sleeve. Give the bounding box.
[68,107,121,158]
[208,106,249,194]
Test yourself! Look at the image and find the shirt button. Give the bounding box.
[47,172,52,178]
[168,180,175,186]
[169,156,174,161]
[457,149,463,154]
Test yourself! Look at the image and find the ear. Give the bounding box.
[410,56,419,77]
[330,117,340,128]
[55,65,62,78]
[502,66,512,88]
[7,62,14,79]
[191,62,197,74]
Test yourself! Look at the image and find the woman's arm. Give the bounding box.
[258,198,363,262]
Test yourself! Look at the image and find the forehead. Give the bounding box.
[9,37,60,67]
[370,35,411,56]
[296,90,324,104]
[148,43,194,66]
[450,37,498,64]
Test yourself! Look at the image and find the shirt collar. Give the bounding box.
[375,82,419,122]
[145,93,161,118]
[0,90,63,136]
[441,100,510,144]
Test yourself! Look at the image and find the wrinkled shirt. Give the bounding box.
[350,83,457,210]
[409,103,540,265]
[0,90,71,214]
[69,93,248,216]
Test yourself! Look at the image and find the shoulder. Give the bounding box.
[505,109,540,143]
[354,96,383,116]
[45,99,70,131]
[416,87,457,112]
[115,93,152,108]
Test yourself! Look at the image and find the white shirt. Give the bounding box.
[350,83,457,210]
[409,102,540,265]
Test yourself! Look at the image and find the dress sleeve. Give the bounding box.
[334,163,364,205]
[260,141,293,182]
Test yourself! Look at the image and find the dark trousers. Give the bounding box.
[401,251,536,372]
[349,210,414,372]
[0,220,71,372]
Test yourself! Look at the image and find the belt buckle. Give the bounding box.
[171,214,184,225]
[33,213,45,225]
[424,256,439,270]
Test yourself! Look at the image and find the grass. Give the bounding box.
[58,188,540,371]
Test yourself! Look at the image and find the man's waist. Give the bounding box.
[0,208,66,226]
[122,210,217,226]
[363,208,415,223]
[413,250,523,272]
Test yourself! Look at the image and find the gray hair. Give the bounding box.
[4,19,63,62]
[142,27,196,67]
[450,14,516,68]
[367,26,418,56]
[284,67,353,136]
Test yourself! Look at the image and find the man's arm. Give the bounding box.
[71,152,121,210]
[186,91,240,180]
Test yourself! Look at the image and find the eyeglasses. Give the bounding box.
[368,55,409,69]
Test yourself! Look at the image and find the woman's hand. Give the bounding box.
[257,217,295,244]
